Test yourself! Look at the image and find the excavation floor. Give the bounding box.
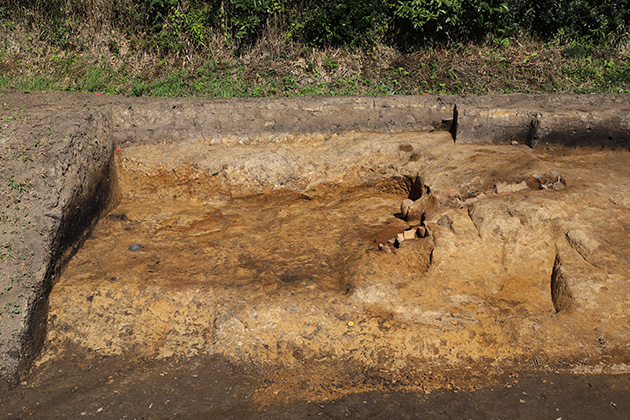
[4,131,630,417]
[2,352,629,419]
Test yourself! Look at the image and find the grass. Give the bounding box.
[0,20,629,99]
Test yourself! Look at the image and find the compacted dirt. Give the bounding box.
[3,352,629,419]
[1,91,629,418]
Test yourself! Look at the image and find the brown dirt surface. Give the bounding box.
[1,90,629,418]
[1,351,629,419]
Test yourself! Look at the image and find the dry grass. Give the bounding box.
[1,16,628,96]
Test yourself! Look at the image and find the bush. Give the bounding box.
[302,0,389,48]
[505,0,630,43]
[391,0,509,48]
[2,0,629,52]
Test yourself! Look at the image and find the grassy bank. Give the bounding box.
[0,7,629,97]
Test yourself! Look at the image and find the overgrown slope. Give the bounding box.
[1,0,629,96]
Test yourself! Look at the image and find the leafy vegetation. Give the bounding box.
[0,0,628,97]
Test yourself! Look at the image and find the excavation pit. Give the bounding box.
[1,93,629,417]
[37,130,630,407]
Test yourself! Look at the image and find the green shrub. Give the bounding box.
[230,0,282,43]
[2,0,629,52]
[391,0,509,48]
[302,0,389,47]
[505,0,630,43]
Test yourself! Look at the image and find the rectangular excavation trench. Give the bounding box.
[39,126,630,393]
[42,129,568,364]
[3,93,630,416]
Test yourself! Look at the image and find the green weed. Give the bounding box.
[0,242,13,259]
[7,175,31,193]
[145,70,188,97]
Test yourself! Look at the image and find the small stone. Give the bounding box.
[396,233,405,243]
[378,243,392,253]
[401,199,414,217]
[403,229,417,240]
[463,192,487,205]
[511,141,519,145]
[496,181,528,194]
[128,243,142,251]
[495,182,509,193]
[406,194,437,222]
[417,226,426,238]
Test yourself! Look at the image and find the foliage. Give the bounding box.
[506,0,630,43]
[391,0,510,48]
[3,0,629,50]
[230,0,282,43]
[302,0,389,48]
[1,0,629,99]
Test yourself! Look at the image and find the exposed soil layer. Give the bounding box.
[1,91,630,417]
[2,351,629,419]
[34,131,630,415]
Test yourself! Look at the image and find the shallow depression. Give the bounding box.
[3,93,630,416]
[66,191,412,294]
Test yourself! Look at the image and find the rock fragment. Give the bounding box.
[495,181,528,194]
[378,243,392,253]
[401,199,414,218]
[539,176,566,190]
[417,226,427,238]
[393,233,406,248]
[406,194,438,222]
[403,229,417,240]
